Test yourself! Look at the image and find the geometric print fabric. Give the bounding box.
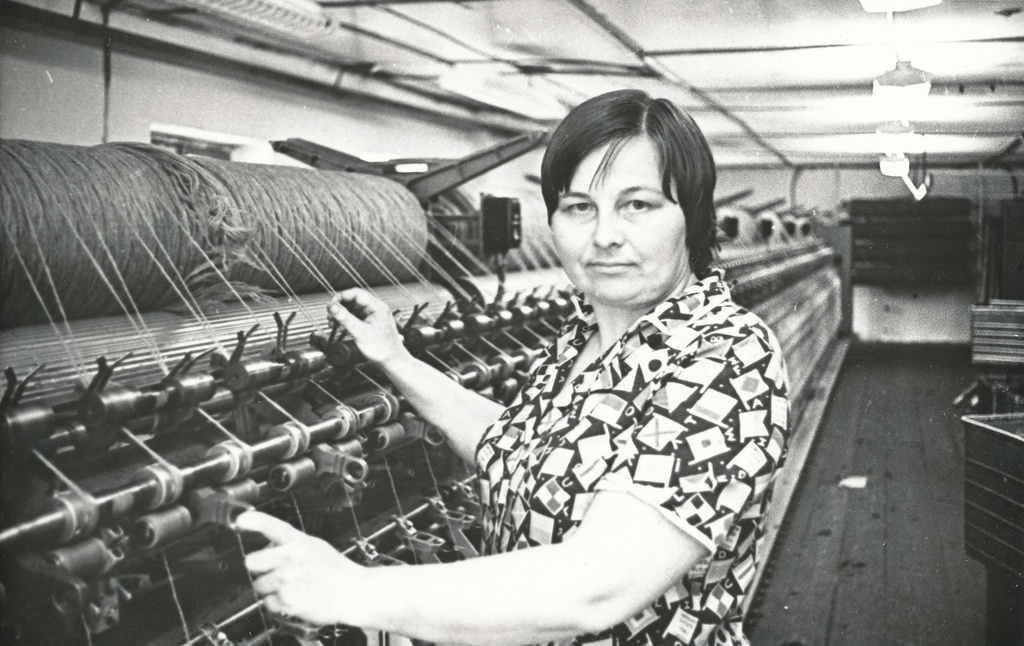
[475,270,790,646]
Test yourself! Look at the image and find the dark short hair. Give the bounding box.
[540,89,718,278]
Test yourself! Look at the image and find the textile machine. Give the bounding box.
[0,134,849,646]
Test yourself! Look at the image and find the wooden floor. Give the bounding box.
[747,343,988,646]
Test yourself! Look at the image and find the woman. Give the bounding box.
[237,89,789,646]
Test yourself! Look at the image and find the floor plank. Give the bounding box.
[747,343,986,646]
[747,343,872,644]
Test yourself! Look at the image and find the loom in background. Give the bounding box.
[0,136,848,646]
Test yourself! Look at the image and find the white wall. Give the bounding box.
[1,25,499,160]
[0,25,105,145]
[853,285,974,343]
[716,166,1017,214]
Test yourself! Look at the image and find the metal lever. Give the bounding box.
[427,496,479,558]
[350,538,404,567]
[198,622,239,646]
[272,616,321,641]
[187,487,255,529]
[401,302,430,334]
[164,349,213,382]
[393,516,444,564]
[273,619,368,645]
[435,301,456,323]
[272,311,297,358]
[1,364,46,410]
[85,352,132,395]
[211,324,260,369]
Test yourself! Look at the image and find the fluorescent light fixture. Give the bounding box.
[858,0,941,12]
[393,163,429,174]
[880,152,910,177]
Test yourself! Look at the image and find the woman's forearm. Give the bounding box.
[381,351,504,463]
[326,290,502,461]
[241,493,709,645]
[344,493,708,645]
[350,542,609,645]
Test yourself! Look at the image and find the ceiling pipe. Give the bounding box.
[713,189,755,208]
[743,198,787,213]
[789,167,803,212]
[563,0,793,169]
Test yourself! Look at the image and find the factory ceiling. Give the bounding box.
[7,0,1024,169]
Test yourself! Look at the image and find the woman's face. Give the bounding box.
[550,136,693,315]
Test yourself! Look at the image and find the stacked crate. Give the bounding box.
[846,197,974,286]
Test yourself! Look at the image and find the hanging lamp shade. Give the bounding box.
[879,152,910,177]
[873,60,931,98]
[873,60,931,119]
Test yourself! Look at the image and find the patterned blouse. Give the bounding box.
[475,270,789,646]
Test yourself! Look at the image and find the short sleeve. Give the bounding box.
[594,314,789,553]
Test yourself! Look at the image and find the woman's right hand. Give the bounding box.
[327,288,410,368]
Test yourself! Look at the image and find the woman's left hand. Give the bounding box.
[236,511,369,628]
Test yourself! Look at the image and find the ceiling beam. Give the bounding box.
[705,129,1024,140]
[319,0,499,6]
[331,21,454,64]
[984,132,1024,165]
[720,160,1024,170]
[563,0,794,168]
[371,4,587,103]
[644,35,1024,58]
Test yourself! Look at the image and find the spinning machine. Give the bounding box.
[0,135,847,645]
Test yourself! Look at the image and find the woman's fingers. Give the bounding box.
[327,289,385,336]
[245,544,289,576]
[327,300,369,333]
[240,534,363,627]
[235,511,304,546]
[252,570,282,596]
[330,288,384,319]
[326,289,406,367]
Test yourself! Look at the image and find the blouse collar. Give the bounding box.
[567,267,729,335]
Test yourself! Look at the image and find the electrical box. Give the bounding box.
[480,195,522,257]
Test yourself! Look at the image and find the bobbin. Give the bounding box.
[133,462,186,511]
[266,421,312,459]
[206,439,255,482]
[268,457,317,491]
[132,506,194,548]
[318,403,358,439]
[45,537,124,580]
[42,490,100,545]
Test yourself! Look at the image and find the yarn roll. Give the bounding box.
[0,141,211,327]
[0,140,429,328]
[191,157,427,295]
